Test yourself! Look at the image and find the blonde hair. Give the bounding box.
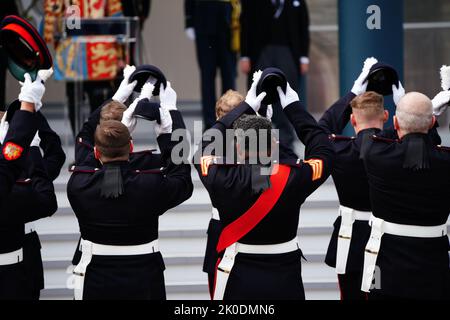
[350,91,385,121]
[100,100,127,122]
[216,90,244,119]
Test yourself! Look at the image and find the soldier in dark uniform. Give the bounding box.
[184,0,238,130]
[202,89,298,297]
[71,75,167,266]
[0,72,57,299]
[22,112,65,300]
[361,92,450,300]
[319,58,388,300]
[67,83,193,300]
[194,73,334,299]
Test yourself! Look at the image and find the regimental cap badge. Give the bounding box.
[2,142,23,161]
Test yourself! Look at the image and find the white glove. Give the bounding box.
[277,82,300,109]
[160,81,177,111]
[112,65,137,103]
[392,82,405,106]
[431,90,450,116]
[0,114,8,144]
[38,67,54,82]
[30,131,41,147]
[245,70,267,112]
[121,82,155,134]
[140,82,155,100]
[351,57,378,95]
[185,27,196,41]
[18,73,46,111]
[155,107,173,137]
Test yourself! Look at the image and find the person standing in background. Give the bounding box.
[121,0,151,29]
[240,0,309,146]
[184,0,239,130]
[121,0,152,66]
[0,0,19,110]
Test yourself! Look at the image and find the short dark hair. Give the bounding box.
[100,100,127,122]
[233,115,273,156]
[94,120,131,160]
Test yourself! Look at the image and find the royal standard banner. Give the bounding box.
[54,35,123,81]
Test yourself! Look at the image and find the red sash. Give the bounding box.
[216,164,292,253]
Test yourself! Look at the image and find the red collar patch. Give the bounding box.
[3,142,24,161]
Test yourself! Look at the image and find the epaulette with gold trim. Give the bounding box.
[372,135,397,143]
[69,166,99,173]
[329,134,355,141]
[303,158,324,181]
[436,145,450,153]
[200,156,222,176]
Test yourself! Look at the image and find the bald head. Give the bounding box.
[395,92,434,137]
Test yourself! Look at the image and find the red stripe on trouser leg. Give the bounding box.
[338,275,343,301]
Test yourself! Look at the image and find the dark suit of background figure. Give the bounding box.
[240,0,309,146]
[121,0,152,66]
[185,0,237,130]
[0,0,19,110]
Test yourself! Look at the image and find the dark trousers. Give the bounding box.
[0,48,8,111]
[338,273,367,300]
[0,262,31,300]
[224,250,305,300]
[23,231,44,300]
[203,218,222,298]
[195,32,236,130]
[251,45,300,147]
[66,81,115,137]
[82,252,166,300]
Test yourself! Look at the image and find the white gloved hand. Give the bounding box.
[30,131,41,147]
[160,81,177,111]
[277,83,300,109]
[351,57,378,95]
[245,70,267,113]
[392,82,405,106]
[431,90,450,116]
[185,27,196,41]
[112,65,137,103]
[155,107,173,137]
[0,114,8,144]
[121,82,155,134]
[140,82,155,100]
[38,67,54,82]
[18,73,46,111]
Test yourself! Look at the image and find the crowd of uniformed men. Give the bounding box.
[0,21,450,302]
